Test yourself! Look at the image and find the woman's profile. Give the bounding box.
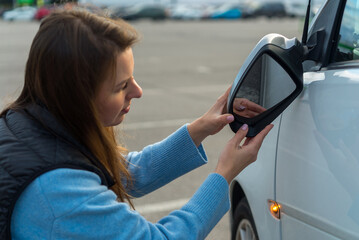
[0,10,272,239]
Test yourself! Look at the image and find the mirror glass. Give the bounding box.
[233,53,296,119]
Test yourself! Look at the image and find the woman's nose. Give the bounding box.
[127,79,142,99]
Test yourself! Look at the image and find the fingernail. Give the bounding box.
[227,115,234,122]
[240,124,248,130]
[236,105,246,111]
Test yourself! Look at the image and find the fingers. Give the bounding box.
[259,124,274,137]
[233,109,262,118]
[249,124,274,147]
[246,100,267,113]
[221,114,234,124]
[231,124,249,146]
[217,85,232,114]
[243,137,251,146]
[233,98,266,116]
[210,114,234,135]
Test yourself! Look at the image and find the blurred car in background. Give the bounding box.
[3,6,37,21]
[203,3,255,20]
[34,3,102,21]
[109,5,131,20]
[120,4,168,21]
[73,3,104,15]
[34,6,53,21]
[285,2,307,18]
[236,4,256,19]
[170,4,203,20]
[210,4,242,19]
[254,2,287,18]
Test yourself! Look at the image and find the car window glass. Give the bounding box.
[334,0,359,62]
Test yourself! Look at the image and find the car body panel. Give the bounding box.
[280,213,341,240]
[231,117,281,240]
[276,69,359,239]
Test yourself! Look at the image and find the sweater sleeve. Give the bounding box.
[11,169,230,240]
[125,124,208,197]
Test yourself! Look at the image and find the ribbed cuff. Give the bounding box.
[182,173,230,238]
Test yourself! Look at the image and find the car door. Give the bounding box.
[276,0,359,239]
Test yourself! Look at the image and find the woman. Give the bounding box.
[0,10,272,239]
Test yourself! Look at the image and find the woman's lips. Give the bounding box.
[121,106,130,114]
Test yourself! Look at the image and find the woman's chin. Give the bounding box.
[114,115,126,126]
[103,115,125,127]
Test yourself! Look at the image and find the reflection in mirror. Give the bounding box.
[233,54,296,119]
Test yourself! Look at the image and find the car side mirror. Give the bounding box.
[228,34,304,137]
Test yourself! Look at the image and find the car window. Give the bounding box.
[334,0,359,62]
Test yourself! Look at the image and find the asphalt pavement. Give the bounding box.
[0,17,301,239]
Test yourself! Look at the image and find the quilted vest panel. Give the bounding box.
[0,104,114,239]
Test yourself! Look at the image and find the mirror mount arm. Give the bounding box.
[302,29,326,62]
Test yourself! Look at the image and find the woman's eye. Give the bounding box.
[122,82,128,89]
[114,82,128,93]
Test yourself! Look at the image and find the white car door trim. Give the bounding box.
[280,202,359,239]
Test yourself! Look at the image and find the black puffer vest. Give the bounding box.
[0,103,115,239]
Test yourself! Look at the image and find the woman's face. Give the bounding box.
[96,48,142,126]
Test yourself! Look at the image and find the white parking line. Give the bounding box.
[135,198,190,214]
[123,118,195,130]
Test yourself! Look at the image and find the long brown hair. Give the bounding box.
[0,10,139,206]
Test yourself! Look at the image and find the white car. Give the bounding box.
[3,6,37,21]
[285,1,307,18]
[228,0,359,239]
[170,4,204,20]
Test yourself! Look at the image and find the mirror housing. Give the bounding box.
[228,34,304,137]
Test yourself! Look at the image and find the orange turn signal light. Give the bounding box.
[268,200,281,219]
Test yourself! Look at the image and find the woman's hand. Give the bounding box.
[215,123,274,184]
[188,87,234,147]
[233,98,266,118]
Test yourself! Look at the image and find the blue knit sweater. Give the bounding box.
[10,125,230,240]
